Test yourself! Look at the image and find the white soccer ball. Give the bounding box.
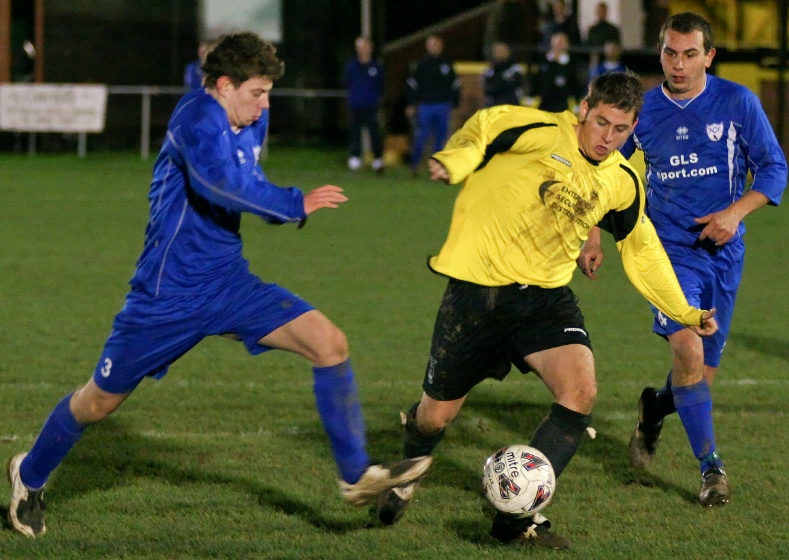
[482,444,555,516]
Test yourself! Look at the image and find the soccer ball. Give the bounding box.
[482,444,555,516]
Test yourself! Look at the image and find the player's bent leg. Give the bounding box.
[378,396,461,525]
[629,387,664,469]
[524,345,595,478]
[525,345,597,415]
[258,309,349,366]
[7,381,129,538]
[259,311,434,503]
[70,378,131,424]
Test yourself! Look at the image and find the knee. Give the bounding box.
[556,381,597,415]
[311,324,349,367]
[416,399,460,433]
[70,388,123,425]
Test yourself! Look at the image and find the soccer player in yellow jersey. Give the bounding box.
[376,72,718,549]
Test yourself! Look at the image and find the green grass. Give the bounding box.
[1,149,787,559]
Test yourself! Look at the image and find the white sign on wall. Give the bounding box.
[0,84,108,132]
[201,0,282,42]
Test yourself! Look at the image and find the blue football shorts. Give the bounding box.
[650,237,744,368]
[92,269,314,394]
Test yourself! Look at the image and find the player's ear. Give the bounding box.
[578,100,589,121]
[705,47,717,68]
[215,76,235,95]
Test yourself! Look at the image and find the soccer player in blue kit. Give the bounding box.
[578,13,787,507]
[6,32,431,538]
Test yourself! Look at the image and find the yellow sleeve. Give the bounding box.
[599,163,705,327]
[432,106,560,185]
[616,213,705,328]
[431,109,490,184]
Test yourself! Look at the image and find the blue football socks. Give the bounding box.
[313,360,370,484]
[672,380,720,472]
[20,393,86,490]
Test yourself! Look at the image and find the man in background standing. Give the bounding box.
[344,36,385,173]
[530,32,585,113]
[405,35,461,176]
[483,42,524,107]
[184,41,211,90]
[586,2,621,48]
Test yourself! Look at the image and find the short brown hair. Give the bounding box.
[659,12,714,53]
[202,32,285,88]
[584,71,644,118]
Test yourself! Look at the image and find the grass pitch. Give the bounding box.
[1,148,787,559]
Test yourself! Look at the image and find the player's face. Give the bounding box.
[659,29,715,99]
[223,76,273,130]
[577,101,637,162]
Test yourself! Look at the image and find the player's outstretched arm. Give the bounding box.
[577,226,604,280]
[303,185,348,215]
[690,308,718,337]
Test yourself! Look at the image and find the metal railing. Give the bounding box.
[106,86,346,160]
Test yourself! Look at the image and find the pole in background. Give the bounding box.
[361,0,371,38]
[777,0,786,148]
[0,0,10,83]
[34,0,44,83]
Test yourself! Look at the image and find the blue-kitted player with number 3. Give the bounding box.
[6,32,431,538]
[578,13,787,507]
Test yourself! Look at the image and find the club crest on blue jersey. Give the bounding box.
[706,123,724,141]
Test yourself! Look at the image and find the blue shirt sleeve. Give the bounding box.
[171,107,306,223]
[619,134,636,159]
[740,90,788,206]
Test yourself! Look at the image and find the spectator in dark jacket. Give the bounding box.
[344,37,385,173]
[405,35,461,175]
[531,32,585,113]
[483,42,524,107]
[539,0,581,48]
[586,2,621,48]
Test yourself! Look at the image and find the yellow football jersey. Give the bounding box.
[429,105,704,328]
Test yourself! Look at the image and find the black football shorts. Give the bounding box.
[422,278,592,401]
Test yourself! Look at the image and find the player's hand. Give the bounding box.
[690,308,718,337]
[695,208,740,246]
[405,105,416,119]
[303,185,348,215]
[428,158,449,182]
[576,227,604,280]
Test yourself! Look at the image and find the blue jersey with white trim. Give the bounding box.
[130,88,306,297]
[621,75,787,248]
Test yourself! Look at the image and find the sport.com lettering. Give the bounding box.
[657,164,718,181]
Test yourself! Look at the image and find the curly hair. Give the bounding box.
[584,71,644,119]
[202,32,285,88]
